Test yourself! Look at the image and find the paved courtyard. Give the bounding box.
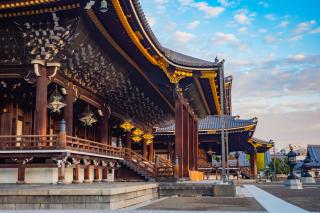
[139,196,265,211]
[256,183,320,212]
[0,182,319,212]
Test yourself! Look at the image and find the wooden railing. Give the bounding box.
[156,155,175,178]
[122,148,156,177]
[65,136,123,158]
[0,135,58,149]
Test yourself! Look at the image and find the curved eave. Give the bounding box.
[112,0,221,115]
[155,123,257,136]
[247,138,274,153]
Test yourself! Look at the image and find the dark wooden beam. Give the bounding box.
[35,66,48,136]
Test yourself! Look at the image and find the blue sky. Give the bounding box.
[140,0,320,147]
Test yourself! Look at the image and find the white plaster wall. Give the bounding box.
[25,168,58,184]
[89,166,94,181]
[107,169,115,182]
[99,168,102,180]
[0,168,18,183]
[79,168,84,182]
[65,167,73,184]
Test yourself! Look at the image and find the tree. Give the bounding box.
[269,157,290,175]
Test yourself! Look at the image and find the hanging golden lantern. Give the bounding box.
[132,128,144,136]
[132,135,142,143]
[48,86,66,113]
[146,139,153,145]
[79,105,97,126]
[120,120,134,132]
[142,133,154,140]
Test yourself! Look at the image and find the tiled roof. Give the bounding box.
[155,115,256,133]
[133,1,216,68]
[306,145,320,163]
[252,137,274,146]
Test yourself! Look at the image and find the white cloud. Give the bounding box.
[218,0,238,7]
[257,1,270,7]
[264,35,278,43]
[288,35,302,42]
[178,0,225,18]
[288,54,305,61]
[173,31,195,43]
[187,20,200,30]
[310,27,320,34]
[277,20,289,28]
[293,20,317,34]
[193,2,225,18]
[211,32,247,50]
[238,27,247,33]
[265,14,276,21]
[259,28,268,33]
[145,13,156,27]
[234,9,254,25]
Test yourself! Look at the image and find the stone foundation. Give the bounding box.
[0,183,158,210]
[0,168,114,184]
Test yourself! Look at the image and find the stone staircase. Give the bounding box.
[120,148,175,181]
[120,148,156,181]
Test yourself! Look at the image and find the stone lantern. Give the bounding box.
[284,145,303,189]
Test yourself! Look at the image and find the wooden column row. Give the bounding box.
[175,92,199,179]
[32,63,111,145]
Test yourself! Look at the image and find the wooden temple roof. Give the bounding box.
[0,0,224,119]
[304,145,320,168]
[155,115,257,134]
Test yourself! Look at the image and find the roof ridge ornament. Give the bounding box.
[100,0,109,13]
[85,1,96,10]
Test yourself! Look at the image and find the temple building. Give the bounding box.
[0,0,272,184]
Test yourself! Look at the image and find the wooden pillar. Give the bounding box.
[100,115,109,144]
[84,166,91,183]
[126,132,131,149]
[57,161,66,184]
[35,65,48,136]
[0,102,13,135]
[182,105,189,178]
[93,168,100,182]
[17,164,25,184]
[188,114,194,170]
[143,140,148,159]
[73,164,81,184]
[64,84,75,136]
[167,142,172,162]
[102,168,108,182]
[149,142,154,162]
[250,150,258,178]
[194,119,199,170]
[175,96,184,178]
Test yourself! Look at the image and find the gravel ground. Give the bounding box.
[139,197,266,212]
[256,183,320,212]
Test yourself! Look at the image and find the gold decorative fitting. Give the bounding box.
[120,120,134,132]
[0,3,80,18]
[201,71,217,78]
[132,128,144,136]
[0,0,56,10]
[132,135,142,143]
[207,130,217,134]
[142,133,154,140]
[146,139,153,145]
